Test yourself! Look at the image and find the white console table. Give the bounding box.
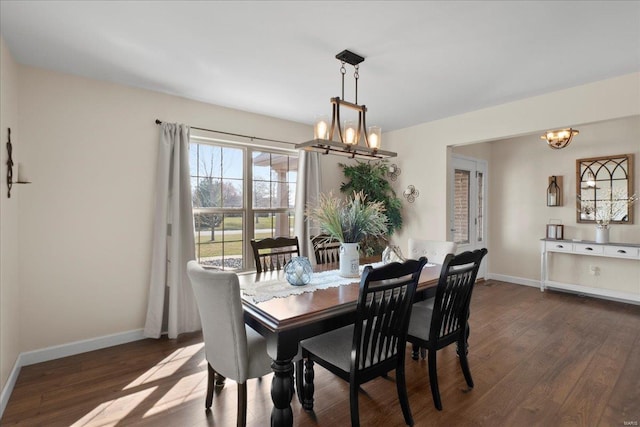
[540,238,640,303]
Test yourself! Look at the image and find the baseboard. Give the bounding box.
[487,273,640,305]
[0,328,145,419]
[0,356,22,419]
[487,273,540,288]
[543,280,640,305]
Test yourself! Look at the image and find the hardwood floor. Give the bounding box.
[2,281,639,426]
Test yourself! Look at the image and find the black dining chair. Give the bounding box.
[406,248,488,410]
[311,234,341,265]
[297,257,428,426]
[250,236,300,273]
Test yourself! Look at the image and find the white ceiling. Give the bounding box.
[1,1,639,132]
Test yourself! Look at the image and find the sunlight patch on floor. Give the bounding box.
[124,342,204,390]
[70,387,158,427]
[142,372,206,418]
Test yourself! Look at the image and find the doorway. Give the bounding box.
[449,155,488,277]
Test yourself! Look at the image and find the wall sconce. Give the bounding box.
[387,164,401,181]
[6,128,31,198]
[541,128,579,149]
[403,185,419,203]
[547,175,562,207]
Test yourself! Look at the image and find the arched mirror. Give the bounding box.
[576,153,634,224]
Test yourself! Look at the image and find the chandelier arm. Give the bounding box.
[360,109,370,148]
[333,98,344,145]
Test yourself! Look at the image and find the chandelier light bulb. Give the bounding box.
[368,126,381,149]
[314,116,329,140]
[344,121,357,145]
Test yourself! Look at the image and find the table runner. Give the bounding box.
[241,262,436,303]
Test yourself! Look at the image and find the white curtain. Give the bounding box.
[144,123,201,339]
[294,150,322,259]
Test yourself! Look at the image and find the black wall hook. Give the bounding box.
[6,128,14,198]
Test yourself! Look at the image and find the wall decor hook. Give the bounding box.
[6,128,14,198]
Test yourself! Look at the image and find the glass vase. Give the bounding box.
[284,256,313,286]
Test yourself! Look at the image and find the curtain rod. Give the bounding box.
[154,119,296,146]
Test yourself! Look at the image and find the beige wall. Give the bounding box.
[14,65,331,353]
[455,116,640,291]
[385,73,640,259]
[0,38,21,393]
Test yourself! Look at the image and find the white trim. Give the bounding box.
[0,356,22,418]
[488,273,640,305]
[20,329,146,366]
[0,329,145,418]
[487,273,540,288]
[542,280,640,305]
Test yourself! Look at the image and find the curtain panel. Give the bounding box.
[144,123,201,339]
[294,150,322,260]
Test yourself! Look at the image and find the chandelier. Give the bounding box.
[541,128,579,149]
[295,50,397,159]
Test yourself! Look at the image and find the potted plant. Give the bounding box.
[339,160,402,255]
[578,189,638,243]
[307,191,388,277]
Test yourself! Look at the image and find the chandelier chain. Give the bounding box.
[354,64,359,104]
[340,61,346,100]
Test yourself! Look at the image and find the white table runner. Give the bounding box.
[241,262,436,303]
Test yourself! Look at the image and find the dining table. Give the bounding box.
[238,260,441,427]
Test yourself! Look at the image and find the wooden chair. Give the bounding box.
[250,236,300,273]
[186,261,272,426]
[297,257,428,426]
[406,248,488,410]
[311,234,341,265]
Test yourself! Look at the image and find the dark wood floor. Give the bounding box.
[2,281,639,426]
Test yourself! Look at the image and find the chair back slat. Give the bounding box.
[353,258,428,371]
[430,249,488,345]
[311,235,341,265]
[250,237,300,273]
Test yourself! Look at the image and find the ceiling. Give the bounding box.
[1,1,639,132]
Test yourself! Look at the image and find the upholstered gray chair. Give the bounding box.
[187,261,272,426]
[407,238,457,265]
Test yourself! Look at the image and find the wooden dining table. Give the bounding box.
[238,261,441,427]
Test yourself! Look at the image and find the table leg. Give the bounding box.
[270,358,294,427]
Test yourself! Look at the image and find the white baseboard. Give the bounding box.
[0,357,22,420]
[0,328,145,418]
[487,273,540,288]
[487,273,640,305]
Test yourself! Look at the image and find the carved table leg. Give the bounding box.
[302,358,315,411]
[270,359,293,427]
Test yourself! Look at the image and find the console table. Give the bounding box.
[540,238,640,303]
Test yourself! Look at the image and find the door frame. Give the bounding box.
[448,154,488,278]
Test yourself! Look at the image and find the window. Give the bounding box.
[189,139,298,270]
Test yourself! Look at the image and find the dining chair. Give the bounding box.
[406,248,488,411]
[311,234,341,265]
[297,257,428,426]
[250,236,300,273]
[407,238,457,265]
[186,261,273,426]
[407,239,457,357]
